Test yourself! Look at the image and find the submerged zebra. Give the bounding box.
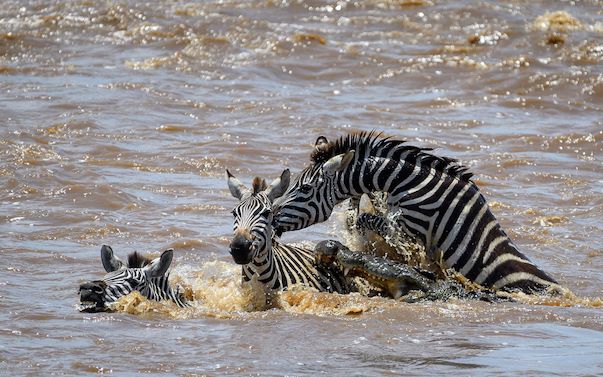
[273,132,559,293]
[227,169,349,293]
[78,245,188,312]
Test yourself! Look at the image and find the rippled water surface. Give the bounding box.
[1,0,602,375]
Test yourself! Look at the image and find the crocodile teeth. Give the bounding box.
[344,267,350,276]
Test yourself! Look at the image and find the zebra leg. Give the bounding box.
[346,193,384,233]
[355,213,391,239]
[345,195,362,231]
[356,211,426,263]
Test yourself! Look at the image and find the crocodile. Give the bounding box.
[314,240,506,303]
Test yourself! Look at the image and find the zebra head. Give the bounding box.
[226,169,290,265]
[78,245,187,312]
[273,136,356,234]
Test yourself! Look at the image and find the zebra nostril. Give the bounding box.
[229,235,255,264]
[79,282,104,296]
[230,235,252,252]
[93,286,104,294]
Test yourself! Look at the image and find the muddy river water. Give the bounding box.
[1,0,602,375]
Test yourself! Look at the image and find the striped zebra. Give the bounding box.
[272,132,558,294]
[79,245,188,312]
[226,169,349,293]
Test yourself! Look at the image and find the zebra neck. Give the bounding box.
[242,245,279,286]
[143,275,188,307]
[341,155,422,197]
[241,240,324,291]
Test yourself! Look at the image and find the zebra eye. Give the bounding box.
[299,184,313,193]
[261,210,271,218]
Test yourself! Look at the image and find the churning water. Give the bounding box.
[1,0,602,375]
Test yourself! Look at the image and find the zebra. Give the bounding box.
[272,132,559,294]
[226,169,349,293]
[78,245,189,312]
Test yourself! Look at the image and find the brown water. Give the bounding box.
[1,0,603,375]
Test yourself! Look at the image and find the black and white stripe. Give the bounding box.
[273,132,558,293]
[241,237,348,293]
[82,246,189,308]
[227,170,348,293]
[101,268,188,307]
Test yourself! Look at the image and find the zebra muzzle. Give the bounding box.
[78,281,108,312]
[229,234,254,265]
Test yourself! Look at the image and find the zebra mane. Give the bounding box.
[127,251,152,268]
[310,131,474,182]
[252,177,268,195]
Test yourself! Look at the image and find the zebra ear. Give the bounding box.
[266,169,290,201]
[311,136,332,163]
[226,169,249,199]
[145,249,174,278]
[315,136,329,149]
[101,245,124,272]
[323,150,355,175]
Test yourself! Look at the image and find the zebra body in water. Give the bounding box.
[227,169,349,293]
[273,132,559,294]
[226,170,505,302]
[79,245,189,312]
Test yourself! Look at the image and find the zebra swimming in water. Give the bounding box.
[226,169,349,293]
[78,245,189,312]
[272,132,559,294]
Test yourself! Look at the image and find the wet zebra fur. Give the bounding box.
[273,132,558,294]
[226,170,349,293]
[101,268,188,307]
[79,246,189,311]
